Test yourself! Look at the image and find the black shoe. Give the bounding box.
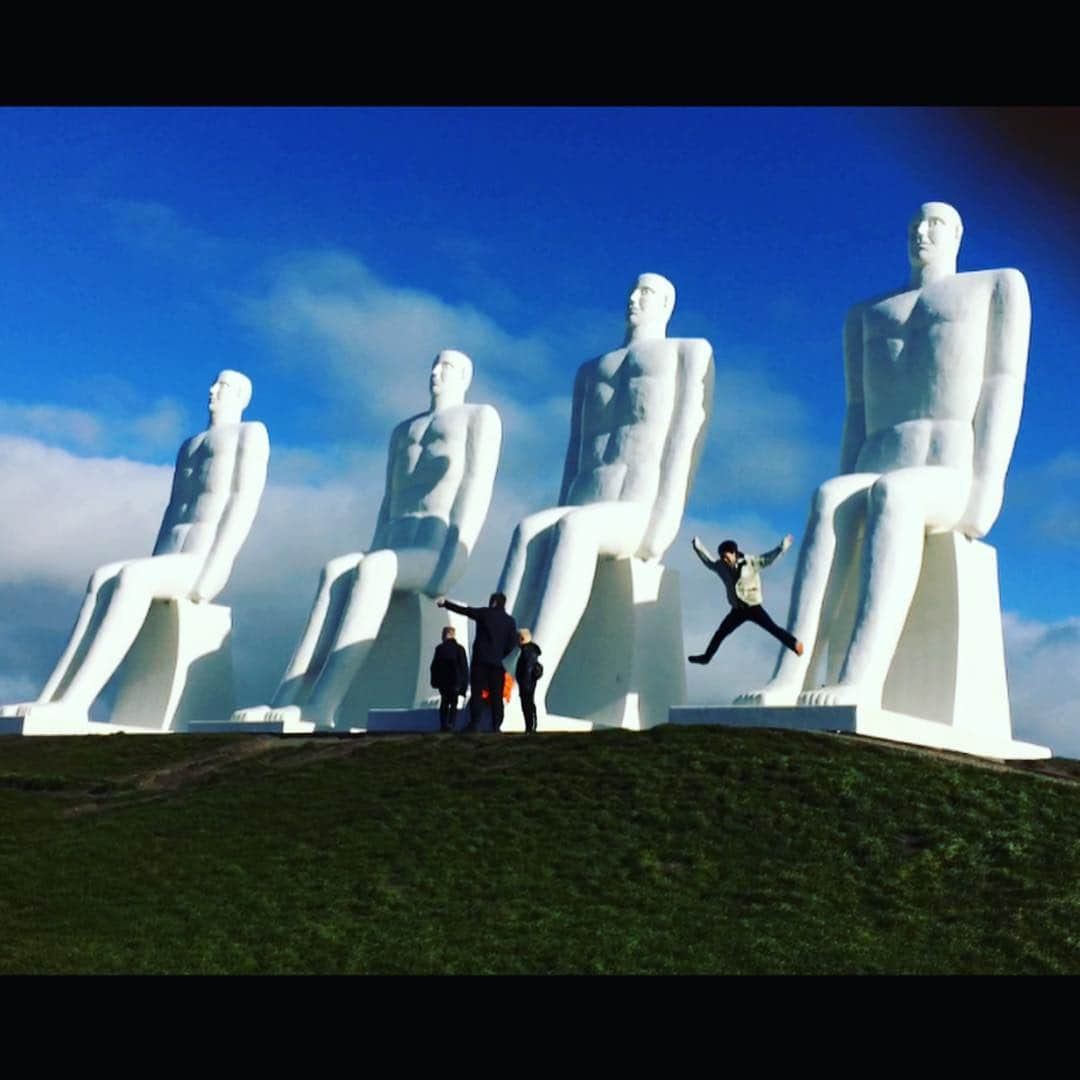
[688,654,709,665]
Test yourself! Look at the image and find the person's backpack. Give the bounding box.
[533,661,544,681]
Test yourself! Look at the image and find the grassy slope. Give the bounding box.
[0,727,1077,974]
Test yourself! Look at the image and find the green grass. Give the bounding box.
[0,726,1077,973]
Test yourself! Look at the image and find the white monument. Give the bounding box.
[0,370,269,735]
[673,203,1050,759]
[227,350,501,732]
[498,273,714,731]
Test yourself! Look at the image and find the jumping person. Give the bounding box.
[688,535,804,664]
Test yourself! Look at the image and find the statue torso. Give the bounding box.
[376,404,474,551]
[855,270,998,473]
[156,424,244,556]
[565,338,680,507]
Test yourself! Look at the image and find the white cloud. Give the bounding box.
[239,250,556,431]
[1002,611,1080,758]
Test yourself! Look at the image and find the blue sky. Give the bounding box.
[1,106,1077,753]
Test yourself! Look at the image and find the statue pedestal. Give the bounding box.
[0,600,235,736]
[503,558,686,733]
[105,599,234,732]
[196,592,470,734]
[672,534,1051,760]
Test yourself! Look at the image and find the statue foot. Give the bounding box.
[231,705,272,724]
[798,684,862,707]
[0,702,37,718]
[268,705,334,730]
[20,702,90,727]
[733,682,800,707]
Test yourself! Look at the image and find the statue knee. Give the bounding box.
[88,562,126,594]
[868,474,914,520]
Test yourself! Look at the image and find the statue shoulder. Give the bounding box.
[676,337,714,372]
[238,420,269,447]
[990,266,1029,297]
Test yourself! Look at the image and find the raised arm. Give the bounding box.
[839,306,866,475]
[639,340,715,561]
[558,361,591,506]
[190,423,270,603]
[751,534,794,570]
[961,269,1031,538]
[426,405,502,597]
[691,536,721,572]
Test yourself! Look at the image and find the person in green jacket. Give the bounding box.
[688,535,804,664]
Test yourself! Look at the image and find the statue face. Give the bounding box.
[627,274,674,329]
[430,350,471,399]
[208,371,247,416]
[908,202,962,269]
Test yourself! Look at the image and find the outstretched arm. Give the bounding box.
[438,598,478,621]
[190,423,270,603]
[640,341,715,561]
[839,307,866,475]
[961,269,1030,538]
[426,405,502,597]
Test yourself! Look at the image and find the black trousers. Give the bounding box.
[520,686,537,732]
[438,690,460,730]
[701,604,797,661]
[468,661,507,730]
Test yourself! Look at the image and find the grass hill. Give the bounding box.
[0,726,1077,974]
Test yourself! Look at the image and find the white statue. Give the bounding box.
[240,350,501,729]
[497,273,714,716]
[737,202,1030,709]
[4,370,269,726]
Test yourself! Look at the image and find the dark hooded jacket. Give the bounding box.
[515,641,543,692]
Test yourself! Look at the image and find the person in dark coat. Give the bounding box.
[514,628,543,734]
[430,625,469,732]
[437,592,517,732]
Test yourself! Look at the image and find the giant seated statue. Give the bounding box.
[0,370,269,734]
[232,350,501,731]
[497,273,714,731]
[730,202,1048,758]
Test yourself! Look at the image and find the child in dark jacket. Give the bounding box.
[515,628,544,734]
[430,625,469,732]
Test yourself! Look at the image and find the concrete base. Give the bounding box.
[0,600,235,736]
[669,704,1051,760]
[707,534,1049,762]
[365,706,596,733]
[503,558,685,733]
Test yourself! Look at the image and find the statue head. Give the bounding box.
[429,349,473,407]
[908,202,963,272]
[208,369,252,424]
[626,273,676,338]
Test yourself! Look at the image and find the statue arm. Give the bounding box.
[558,362,590,506]
[639,342,715,561]
[370,422,406,551]
[839,307,866,474]
[961,269,1031,538]
[151,440,192,555]
[426,406,503,597]
[190,423,270,603]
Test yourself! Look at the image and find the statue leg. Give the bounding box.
[497,507,575,625]
[735,474,875,705]
[801,466,971,707]
[527,503,650,711]
[268,553,365,709]
[34,560,131,704]
[25,554,201,722]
